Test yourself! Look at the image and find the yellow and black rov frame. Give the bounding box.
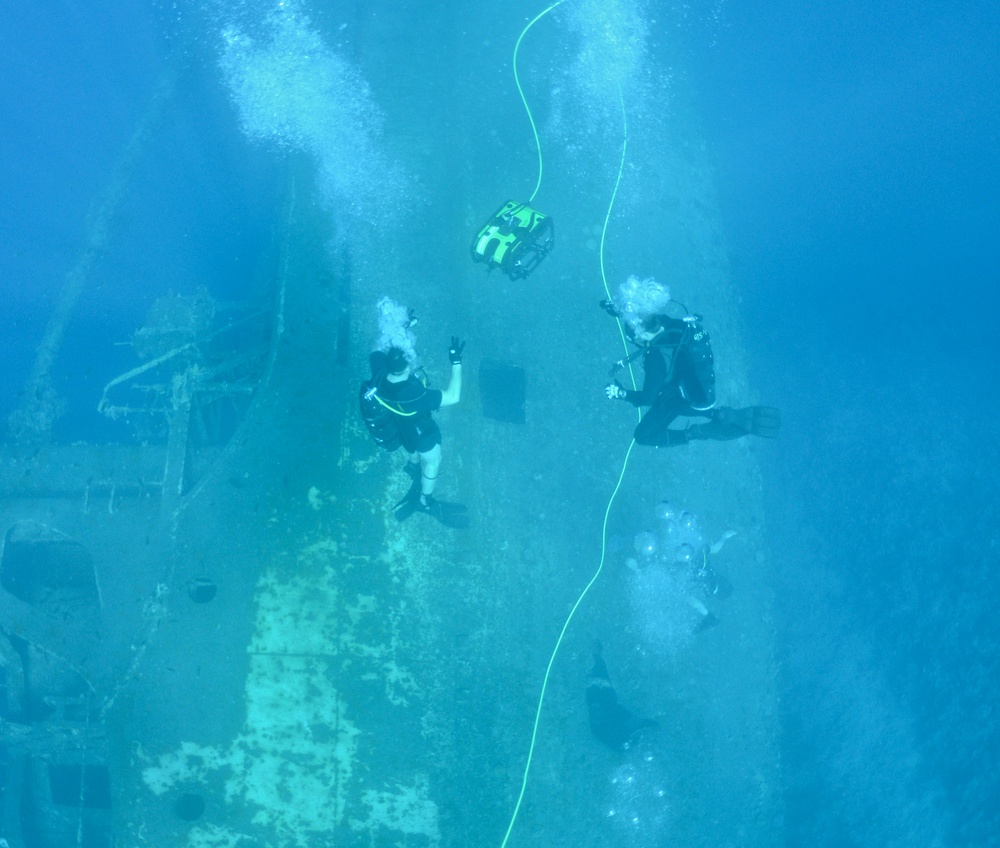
[471,200,554,280]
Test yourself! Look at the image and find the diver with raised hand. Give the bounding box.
[360,297,467,527]
[377,339,465,526]
[601,276,780,447]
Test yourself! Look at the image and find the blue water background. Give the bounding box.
[697,1,1000,843]
[0,2,283,441]
[2,1,998,844]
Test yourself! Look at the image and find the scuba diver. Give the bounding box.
[601,276,780,447]
[676,526,737,631]
[360,298,467,527]
[586,640,658,750]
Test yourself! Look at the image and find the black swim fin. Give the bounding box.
[749,406,781,438]
[393,497,417,521]
[393,476,421,514]
[695,611,720,633]
[422,497,470,529]
[689,406,781,441]
[393,491,469,529]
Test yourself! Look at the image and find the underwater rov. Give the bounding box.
[471,199,554,280]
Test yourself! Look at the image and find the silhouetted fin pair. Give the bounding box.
[393,483,469,529]
[586,641,658,750]
[687,406,782,442]
[744,405,781,438]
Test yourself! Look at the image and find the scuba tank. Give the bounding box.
[676,316,716,410]
[359,374,402,452]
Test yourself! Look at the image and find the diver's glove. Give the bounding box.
[605,380,628,400]
[448,336,466,365]
[599,299,620,318]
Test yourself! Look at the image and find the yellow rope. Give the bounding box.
[512,0,567,203]
[600,92,643,403]
[499,88,633,848]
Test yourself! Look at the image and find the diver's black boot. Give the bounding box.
[662,429,691,447]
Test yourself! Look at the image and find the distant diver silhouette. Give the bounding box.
[586,641,658,750]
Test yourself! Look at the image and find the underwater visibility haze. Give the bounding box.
[0,0,997,846]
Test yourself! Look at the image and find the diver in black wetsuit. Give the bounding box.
[601,303,781,447]
[586,641,658,750]
[366,338,466,526]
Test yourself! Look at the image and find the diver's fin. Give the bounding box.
[695,611,720,633]
[689,407,781,441]
[393,497,420,522]
[392,478,422,520]
[393,492,469,528]
[749,406,781,438]
[421,497,470,529]
[687,409,745,441]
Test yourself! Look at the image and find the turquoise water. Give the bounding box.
[1,1,997,846]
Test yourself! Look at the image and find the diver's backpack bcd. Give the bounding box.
[359,379,402,452]
[653,316,716,411]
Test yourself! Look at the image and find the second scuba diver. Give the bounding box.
[602,276,780,447]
